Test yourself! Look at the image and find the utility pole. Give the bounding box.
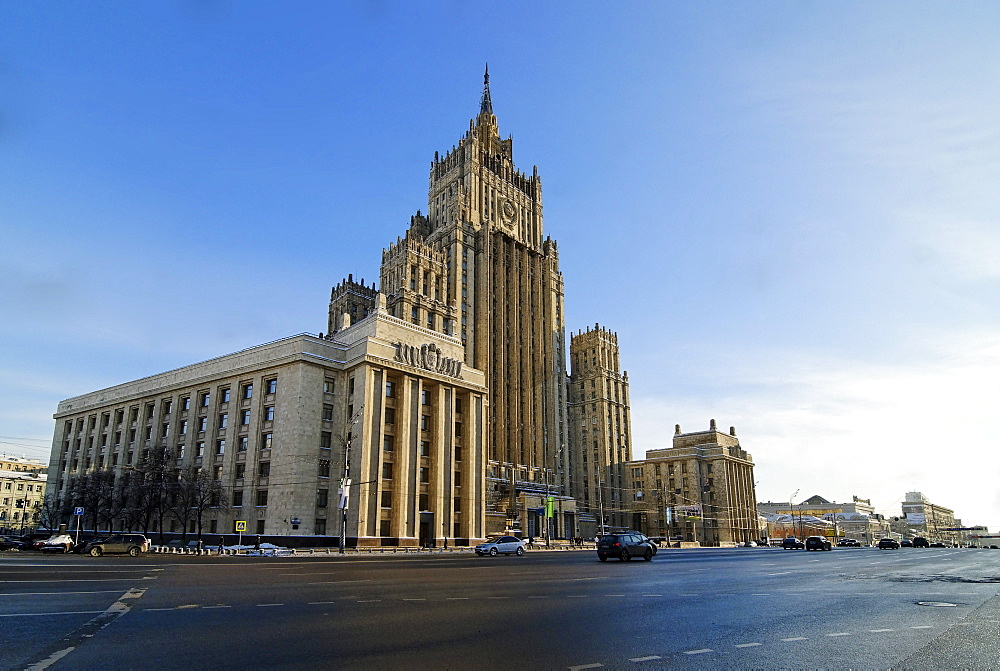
[339,405,364,554]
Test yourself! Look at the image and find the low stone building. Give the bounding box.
[758,495,890,544]
[624,421,758,546]
[49,301,489,548]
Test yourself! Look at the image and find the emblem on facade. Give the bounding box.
[393,342,463,379]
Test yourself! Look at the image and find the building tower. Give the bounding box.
[391,67,570,531]
[568,324,632,531]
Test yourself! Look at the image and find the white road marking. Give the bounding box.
[308,601,338,605]
[0,610,104,618]
[781,637,808,641]
[629,656,662,662]
[446,597,469,600]
[911,625,933,629]
[827,632,851,637]
[683,649,712,655]
[402,598,426,601]
[869,628,894,632]
[766,572,791,576]
[641,594,662,597]
[568,664,603,670]
[735,642,762,648]
[256,603,283,607]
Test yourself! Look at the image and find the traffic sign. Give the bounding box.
[235,520,247,532]
[73,507,84,516]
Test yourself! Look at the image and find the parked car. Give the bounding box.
[805,536,832,551]
[900,539,913,547]
[0,535,27,551]
[929,542,946,548]
[781,537,805,550]
[474,535,526,557]
[836,538,861,547]
[83,533,151,557]
[596,533,654,562]
[911,537,929,548]
[877,538,900,549]
[38,534,75,553]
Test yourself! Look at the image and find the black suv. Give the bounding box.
[805,536,832,551]
[781,537,805,550]
[596,533,654,562]
[911,537,929,548]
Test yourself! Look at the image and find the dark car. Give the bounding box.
[0,535,27,551]
[929,542,946,548]
[596,533,654,562]
[836,538,861,547]
[781,537,805,550]
[900,539,913,547]
[805,536,832,551]
[83,533,150,557]
[877,538,900,549]
[628,531,659,556]
[911,536,929,548]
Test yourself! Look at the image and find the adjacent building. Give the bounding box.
[0,455,47,534]
[624,421,758,546]
[897,491,963,545]
[758,495,891,545]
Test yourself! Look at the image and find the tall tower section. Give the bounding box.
[405,68,569,507]
[568,324,633,530]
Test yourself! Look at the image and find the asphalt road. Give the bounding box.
[2,545,999,670]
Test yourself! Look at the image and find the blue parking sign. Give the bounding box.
[73,507,84,516]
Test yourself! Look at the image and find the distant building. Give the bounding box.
[0,455,47,534]
[758,495,890,544]
[624,421,757,546]
[898,491,963,545]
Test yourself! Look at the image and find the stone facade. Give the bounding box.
[898,491,962,545]
[624,421,757,546]
[567,325,632,534]
[0,455,47,534]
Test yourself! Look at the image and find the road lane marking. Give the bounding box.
[567,595,587,598]
[402,598,426,601]
[0,590,129,596]
[629,656,661,662]
[569,664,603,670]
[642,594,662,597]
[0,611,104,618]
[683,649,712,655]
[781,637,808,641]
[202,605,231,609]
[911,625,933,629]
[256,603,284,607]
[766,572,791,576]
[870,629,895,632]
[356,599,381,603]
[734,643,762,648]
[308,601,338,605]
[605,594,626,597]
[827,632,851,637]
[446,597,469,600]
[487,596,509,599]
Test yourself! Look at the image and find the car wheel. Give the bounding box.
[620,549,630,562]
[489,547,498,556]
[128,546,140,557]
[516,546,524,556]
[643,549,652,561]
[90,547,103,557]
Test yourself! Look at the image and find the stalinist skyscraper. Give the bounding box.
[382,68,570,528]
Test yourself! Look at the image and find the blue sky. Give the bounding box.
[3,3,999,531]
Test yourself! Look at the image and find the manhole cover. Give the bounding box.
[917,601,957,607]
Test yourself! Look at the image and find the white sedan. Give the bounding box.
[475,535,526,556]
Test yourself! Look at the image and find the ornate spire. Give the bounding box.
[479,64,493,117]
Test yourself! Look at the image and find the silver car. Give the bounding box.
[475,535,526,556]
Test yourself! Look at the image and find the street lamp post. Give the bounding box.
[339,405,364,555]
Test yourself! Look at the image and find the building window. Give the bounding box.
[382,462,393,480]
[421,390,430,405]
[454,471,461,487]
[419,493,428,510]
[454,498,462,513]
[323,379,335,394]
[317,489,328,508]
[318,460,330,478]
[237,436,248,451]
[348,377,355,395]
[385,381,394,398]
[198,417,208,432]
[455,422,462,437]
[315,518,326,535]
[242,383,253,400]
[455,398,463,414]
[179,420,187,436]
[381,491,392,508]
[195,442,205,458]
[420,440,430,457]
[215,439,225,455]
[454,445,462,461]
[411,307,419,324]
[420,467,429,484]
[264,406,275,422]
[200,392,210,408]
[383,436,394,452]
[261,432,272,450]
[256,520,265,535]
[320,432,332,450]
[240,410,251,426]
[235,463,245,479]
[266,379,277,395]
[213,466,223,481]
[258,461,270,478]
[380,519,391,537]
[255,490,268,507]
[232,490,243,507]
[220,388,231,403]
[218,413,228,429]
[322,405,334,421]
[421,415,430,431]
[384,408,395,424]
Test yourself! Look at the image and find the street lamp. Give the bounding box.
[339,405,364,554]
